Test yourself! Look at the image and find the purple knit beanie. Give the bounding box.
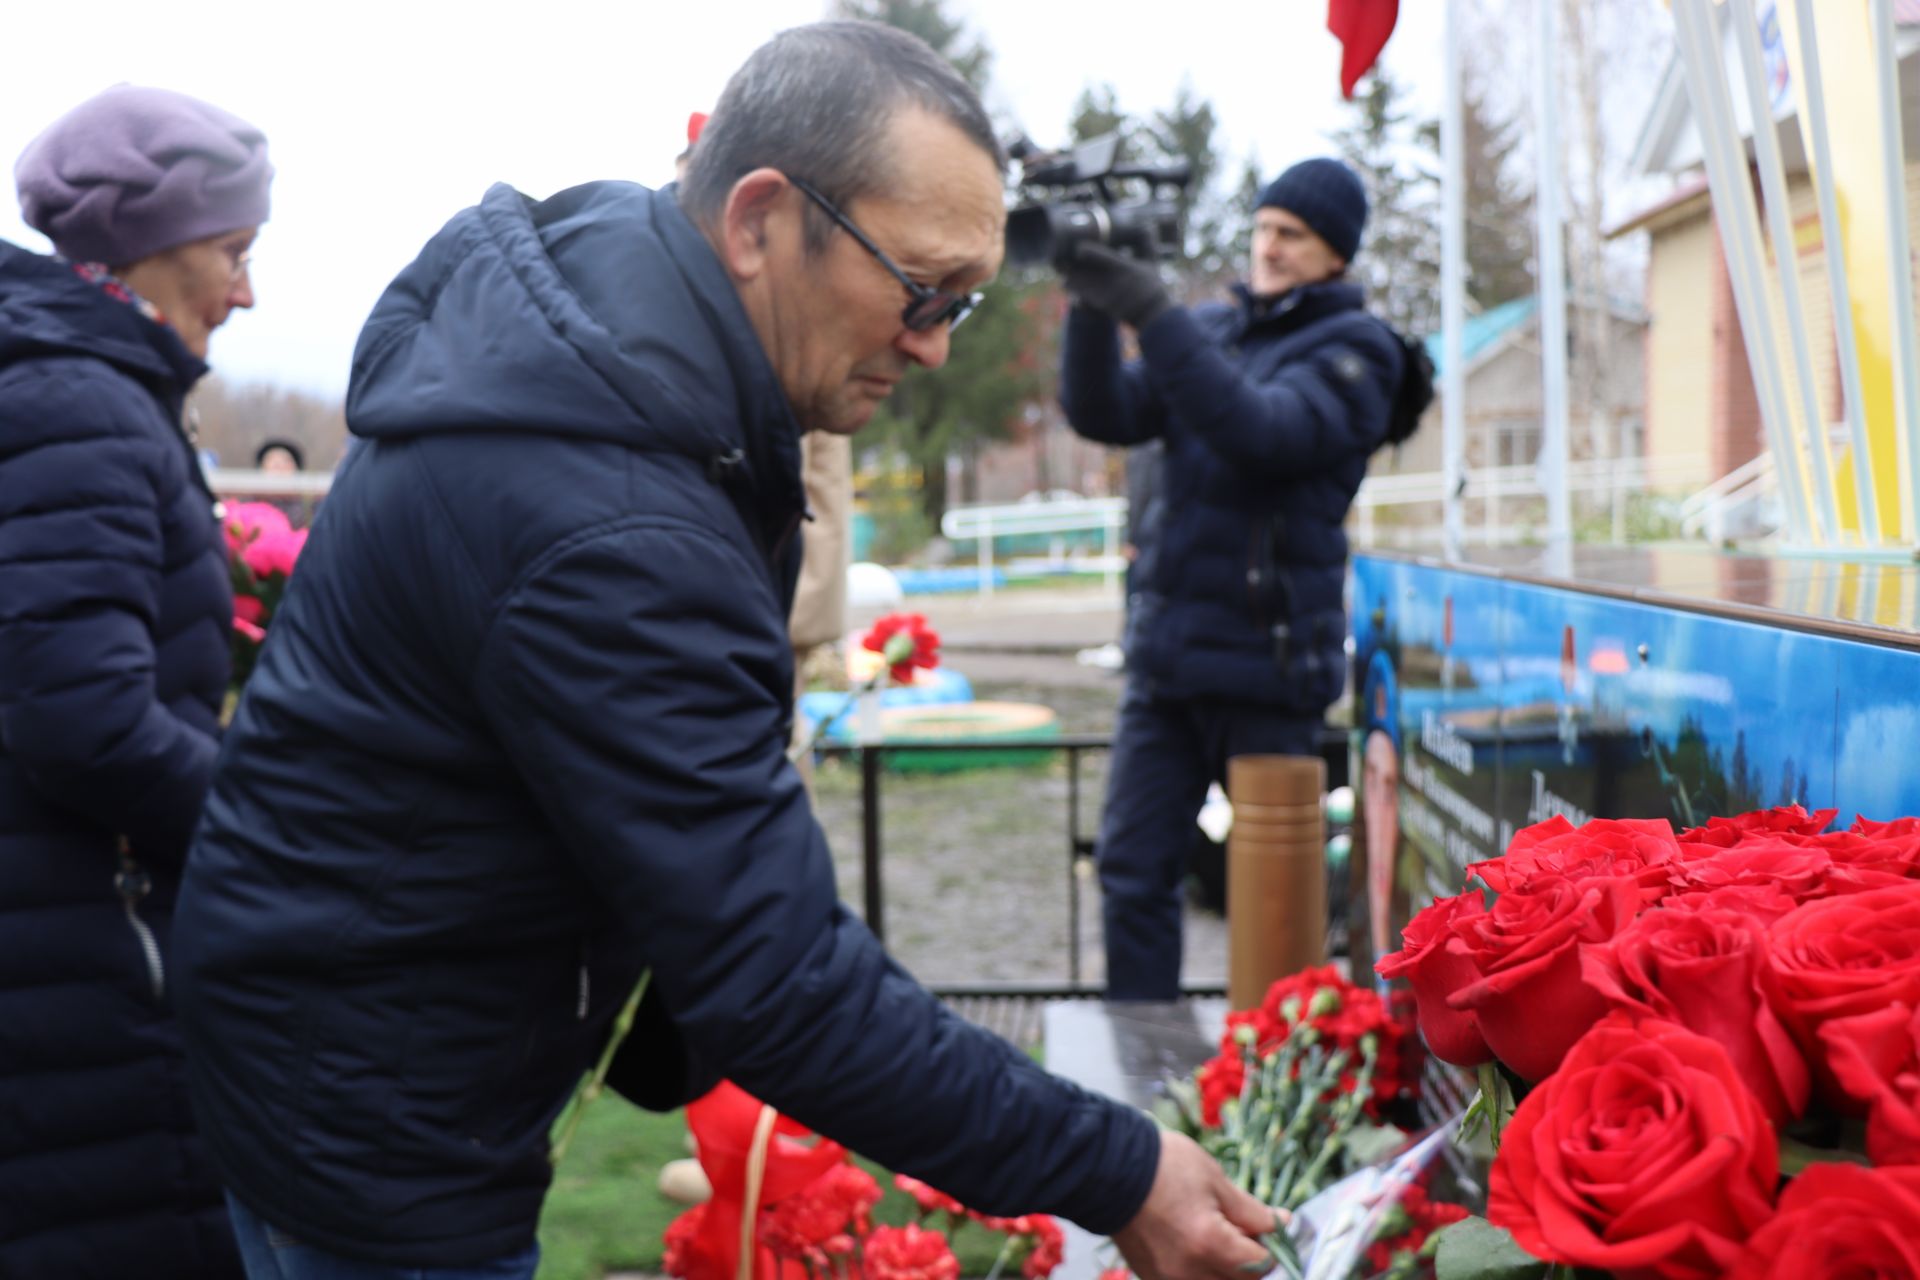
[15,85,272,266]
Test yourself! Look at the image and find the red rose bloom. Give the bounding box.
[1677,804,1836,845]
[1448,875,1641,1081]
[1489,1015,1778,1280]
[1802,826,1920,891]
[1470,816,1680,904]
[1820,1002,1920,1166]
[1580,900,1810,1124]
[1723,1163,1920,1279]
[1375,890,1492,1068]
[1661,883,1800,924]
[1763,881,1920,1103]
[1668,837,1834,901]
[862,1224,960,1280]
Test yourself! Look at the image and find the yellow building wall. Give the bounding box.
[1644,207,1716,479]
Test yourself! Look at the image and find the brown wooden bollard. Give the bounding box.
[1226,754,1326,1010]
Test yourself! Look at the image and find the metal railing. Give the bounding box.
[938,497,1127,597]
[813,727,1351,1000]
[816,735,1124,997]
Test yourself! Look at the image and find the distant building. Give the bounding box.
[1614,4,1920,495]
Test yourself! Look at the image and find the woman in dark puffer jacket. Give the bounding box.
[0,85,270,1278]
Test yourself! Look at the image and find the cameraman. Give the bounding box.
[1058,158,1405,1001]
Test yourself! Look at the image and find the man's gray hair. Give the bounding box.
[679,20,1005,250]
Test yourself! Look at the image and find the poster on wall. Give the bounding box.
[1350,551,1920,978]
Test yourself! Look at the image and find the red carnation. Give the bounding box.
[862,612,940,685]
[893,1174,966,1219]
[862,1224,960,1280]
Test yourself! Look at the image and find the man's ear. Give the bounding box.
[714,168,793,284]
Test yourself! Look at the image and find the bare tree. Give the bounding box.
[190,377,348,471]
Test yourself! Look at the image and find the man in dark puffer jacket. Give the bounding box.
[1058,159,1406,1000]
[0,85,270,1277]
[175,23,1275,1280]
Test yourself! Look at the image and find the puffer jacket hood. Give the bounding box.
[347,181,803,517]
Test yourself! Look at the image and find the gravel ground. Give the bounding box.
[814,589,1228,992]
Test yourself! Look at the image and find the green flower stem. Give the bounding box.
[550,968,652,1166]
[981,1233,1017,1280]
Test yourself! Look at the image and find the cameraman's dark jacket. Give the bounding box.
[173,181,1158,1267]
[1061,280,1402,711]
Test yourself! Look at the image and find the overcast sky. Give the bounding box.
[2,0,1456,397]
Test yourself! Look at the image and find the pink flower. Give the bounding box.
[223,501,292,556]
[242,526,308,579]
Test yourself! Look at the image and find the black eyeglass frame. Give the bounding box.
[786,175,983,333]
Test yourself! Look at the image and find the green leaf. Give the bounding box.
[1778,1136,1874,1177]
[1342,1122,1409,1167]
[1433,1217,1550,1280]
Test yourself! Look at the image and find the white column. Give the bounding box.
[1794,0,1881,540]
[1441,0,1468,562]
[1731,0,1836,543]
[1873,0,1920,540]
[1535,0,1573,573]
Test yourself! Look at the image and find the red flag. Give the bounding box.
[1328,0,1400,99]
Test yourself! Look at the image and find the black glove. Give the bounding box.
[1063,241,1172,330]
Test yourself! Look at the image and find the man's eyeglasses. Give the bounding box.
[787,175,982,333]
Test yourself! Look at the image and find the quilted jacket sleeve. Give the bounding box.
[0,362,219,854]
[1058,306,1168,447]
[471,515,1161,1235]
[1132,304,1403,479]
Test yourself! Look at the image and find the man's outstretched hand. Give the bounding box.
[1110,1129,1282,1280]
[1063,242,1172,331]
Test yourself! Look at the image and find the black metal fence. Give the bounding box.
[814,727,1350,1001]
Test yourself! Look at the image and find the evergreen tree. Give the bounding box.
[831,0,990,89]
[827,0,1040,524]
[1459,68,1535,310]
[1067,82,1128,146]
[1331,69,1441,338]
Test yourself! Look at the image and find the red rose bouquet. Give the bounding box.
[1379,805,1920,1279]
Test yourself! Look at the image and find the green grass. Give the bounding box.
[538,1099,687,1279]
[536,1097,1021,1280]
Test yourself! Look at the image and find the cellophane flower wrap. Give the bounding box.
[1376,804,1920,1279]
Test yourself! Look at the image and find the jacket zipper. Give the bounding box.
[115,837,165,1002]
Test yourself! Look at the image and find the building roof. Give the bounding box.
[1423,296,1536,376]
[1607,176,1712,239]
[1630,6,1920,179]
[1422,293,1650,378]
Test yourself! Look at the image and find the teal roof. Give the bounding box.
[1422,295,1537,376]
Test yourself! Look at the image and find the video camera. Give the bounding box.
[1005,132,1193,271]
